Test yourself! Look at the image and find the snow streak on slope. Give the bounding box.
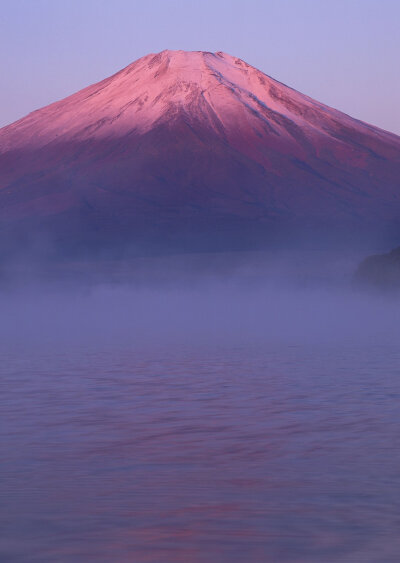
[1,50,397,150]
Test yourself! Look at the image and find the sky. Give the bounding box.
[0,0,399,134]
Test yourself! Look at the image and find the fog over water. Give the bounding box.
[0,249,398,348]
[1,277,399,349]
[1,252,400,562]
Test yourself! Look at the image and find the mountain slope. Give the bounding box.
[0,50,399,257]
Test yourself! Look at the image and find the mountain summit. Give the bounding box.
[0,50,399,257]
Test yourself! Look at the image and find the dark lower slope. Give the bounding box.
[1,112,399,260]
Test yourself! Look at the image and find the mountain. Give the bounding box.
[0,49,399,259]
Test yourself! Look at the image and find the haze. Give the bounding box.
[0,251,398,349]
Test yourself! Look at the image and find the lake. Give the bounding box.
[2,335,400,562]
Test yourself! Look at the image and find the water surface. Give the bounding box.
[2,336,400,562]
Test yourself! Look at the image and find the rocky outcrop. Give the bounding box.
[355,247,400,289]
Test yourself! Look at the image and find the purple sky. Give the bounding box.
[1,0,399,134]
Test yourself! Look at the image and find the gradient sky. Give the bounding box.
[1,0,399,134]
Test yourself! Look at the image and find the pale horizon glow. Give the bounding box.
[0,0,399,135]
